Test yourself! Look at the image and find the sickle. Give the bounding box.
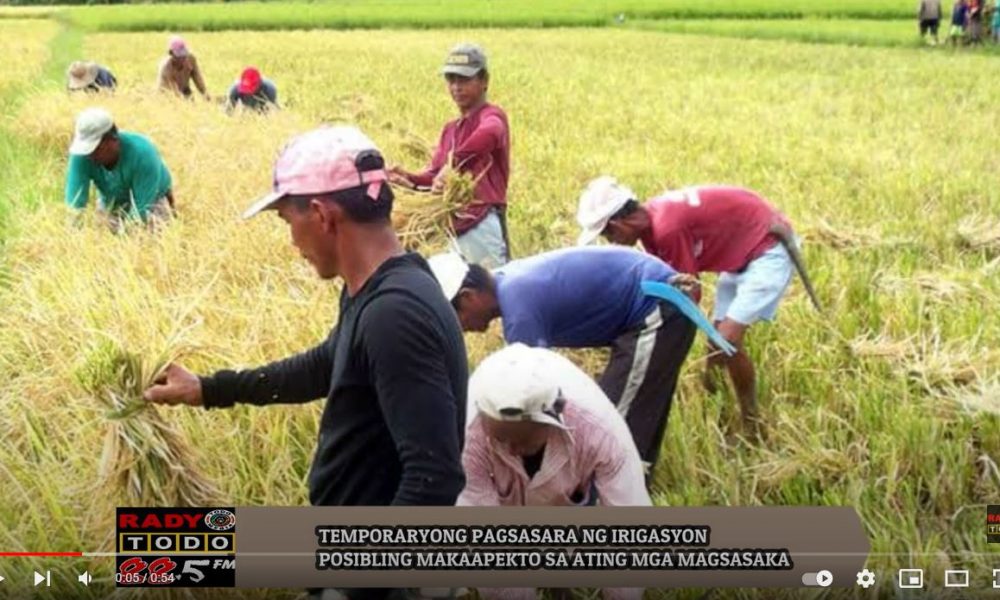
[769,222,823,313]
[640,281,737,356]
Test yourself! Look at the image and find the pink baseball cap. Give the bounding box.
[243,126,389,219]
[168,36,189,57]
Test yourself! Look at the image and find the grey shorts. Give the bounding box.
[453,208,508,269]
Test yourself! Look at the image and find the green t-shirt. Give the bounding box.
[64,131,172,219]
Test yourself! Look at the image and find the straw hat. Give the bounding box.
[67,61,99,90]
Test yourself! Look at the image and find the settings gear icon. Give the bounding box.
[856,568,876,589]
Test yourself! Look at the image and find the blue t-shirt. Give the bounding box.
[494,246,676,348]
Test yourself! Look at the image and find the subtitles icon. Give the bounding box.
[993,569,1000,589]
[898,568,923,589]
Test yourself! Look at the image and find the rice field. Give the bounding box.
[0,10,998,600]
[58,0,918,33]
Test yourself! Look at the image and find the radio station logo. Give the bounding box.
[989,505,999,544]
[116,507,236,588]
[205,509,236,531]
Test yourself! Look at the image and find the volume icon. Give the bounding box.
[77,571,92,586]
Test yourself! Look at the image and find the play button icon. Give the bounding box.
[816,570,834,587]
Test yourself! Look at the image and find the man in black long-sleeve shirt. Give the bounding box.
[144,126,468,513]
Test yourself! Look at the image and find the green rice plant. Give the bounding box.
[61,1,920,34]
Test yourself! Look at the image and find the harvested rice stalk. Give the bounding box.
[957,214,1000,255]
[804,219,913,251]
[391,156,481,251]
[74,339,219,507]
[878,271,980,303]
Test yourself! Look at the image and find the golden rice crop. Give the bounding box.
[1,26,999,595]
[0,19,57,96]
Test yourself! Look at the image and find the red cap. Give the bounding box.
[238,67,262,95]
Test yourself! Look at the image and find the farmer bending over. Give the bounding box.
[388,43,511,268]
[66,60,117,93]
[227,67,278,113]
[144,126,468,600]
[64,107,173,233]
[576,177,817,439]
[429,246,699,476]
[459,343,646,600]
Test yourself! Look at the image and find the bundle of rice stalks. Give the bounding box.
[391,159,480,251]
[877,271,981,303]
[74,339,219,507]
[804,219,912,251]
[957,214,1000,255]
[933,379,1000,417]
[849,333,912,360]
[850,332,993,391]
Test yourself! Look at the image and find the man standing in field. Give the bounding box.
[428,247,697,475]
[144,126,468,598]
[459,344,646,600]
[64,107,173,233]
[918,0,943,44]
[388,43,511,268]
[157,36,209,100]
[576,177,809,438]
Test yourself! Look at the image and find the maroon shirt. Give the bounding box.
[410,103,510,234]
[640,186,791,275]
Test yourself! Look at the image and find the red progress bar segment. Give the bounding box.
[0,552,83,557]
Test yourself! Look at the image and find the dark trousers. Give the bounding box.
[598,302,697,469]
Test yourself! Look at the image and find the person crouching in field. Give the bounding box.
[144,127,468,600]
[388,43,511,268]
[576,177,813,439]
[459,344,646,600]
[158,36,209,100]
[428,247,697,477]
[226,67,278,114]
[66,61,117,93]
[918,0,943,44]
[65,108,173,233]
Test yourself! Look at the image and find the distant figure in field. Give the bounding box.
[918,0,942,44]
[968,0,984,42]
[226,67,278,113]
[388,43,511,269]
[157,36,209,99]
[991,0,1000,44]
[66,61,117,93]
[950,0,969,45]
[576,178,815,440]
[993,0,1000,41]
[65,107,174,233]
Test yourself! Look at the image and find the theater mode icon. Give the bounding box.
[944,570,968,588]
[993,569,1000,589]
[898,568,923,589]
